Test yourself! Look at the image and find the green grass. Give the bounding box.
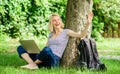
[0,37,120,74]
[97,38,120,55]
[0,53,120,74]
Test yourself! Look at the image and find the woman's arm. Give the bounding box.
[67,29,82,38]
[67,24,90,38]
[67,12,93,38]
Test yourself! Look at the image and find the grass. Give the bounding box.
[0,37,120,74]
[0,53,120,74]
[97,38,120,55]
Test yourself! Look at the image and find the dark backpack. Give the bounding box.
[77,38,107,71]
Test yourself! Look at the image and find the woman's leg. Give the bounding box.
[21,53,34,64]
[35,46,60,68]
[18,46,60,69]
[35,46,54,66]
[17,46,34,64]
[17,45,38,69]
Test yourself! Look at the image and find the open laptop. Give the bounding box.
[19,40,40,54]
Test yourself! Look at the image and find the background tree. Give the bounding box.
[61,0,93,66]
[92,0,120,39]
[1,0,120,39]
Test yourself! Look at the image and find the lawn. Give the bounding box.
[97,38,120,56]
[0,38,120,74]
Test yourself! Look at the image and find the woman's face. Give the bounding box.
[51,16,61,29]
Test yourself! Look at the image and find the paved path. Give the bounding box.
[100,55,120,60]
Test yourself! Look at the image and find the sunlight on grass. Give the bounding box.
[97,38,120,50]
[96,38,120,55]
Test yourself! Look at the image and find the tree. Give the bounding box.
[93,0,120,38]
[61,0,93,67]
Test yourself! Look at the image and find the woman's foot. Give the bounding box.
[20,63,39,70]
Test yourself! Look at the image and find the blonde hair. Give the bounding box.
[48,13,64,32]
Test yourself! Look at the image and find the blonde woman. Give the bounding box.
[17,12,93,69]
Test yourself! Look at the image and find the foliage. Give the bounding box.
[48,0,67,23]
[92,16,104,41]
[0,0,120,39]
[0,0,67,38]
[92,0,120,39]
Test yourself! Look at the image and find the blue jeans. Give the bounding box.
[17,46,60,68]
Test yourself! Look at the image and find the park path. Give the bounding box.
[100,55,120,61]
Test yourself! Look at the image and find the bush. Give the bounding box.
[0,0,67,38]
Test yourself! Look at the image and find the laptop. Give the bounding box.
[19,40,40,54]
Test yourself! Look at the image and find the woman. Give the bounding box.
[17,12,93,69]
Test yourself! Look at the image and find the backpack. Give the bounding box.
[77,38,107,71]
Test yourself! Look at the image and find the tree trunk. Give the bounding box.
[61,0,93,67]
[118,22,120,38]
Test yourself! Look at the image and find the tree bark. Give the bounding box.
[118,22,120,38]
[61,0,93,67]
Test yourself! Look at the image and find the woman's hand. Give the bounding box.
[87,12,94,24]
[67,12,94,38]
